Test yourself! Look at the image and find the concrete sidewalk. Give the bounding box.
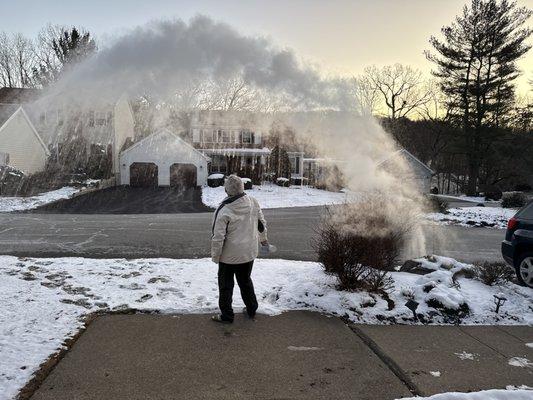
[355,324,533,396]
[29,312,533,400]
[30,312,412,400]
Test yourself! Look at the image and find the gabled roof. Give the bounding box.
[0,87,41,104]
[0,106,50,156]
[377,148,434,175]
[121,129,210,161]
[0,104,19,127]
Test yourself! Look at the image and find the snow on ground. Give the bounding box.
[398,388,533,400]
[426,207,517,229]
[0,187,79,212]
[202,183,353,209]
[0,255,531,399]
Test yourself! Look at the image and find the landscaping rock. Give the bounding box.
[400,259,434,275]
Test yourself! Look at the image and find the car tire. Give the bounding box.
[515,252,533,288]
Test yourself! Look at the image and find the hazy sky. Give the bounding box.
[2,0,533,94]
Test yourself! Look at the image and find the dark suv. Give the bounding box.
[502,201,533,288]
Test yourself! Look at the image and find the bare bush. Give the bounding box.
[473,261,515,286]
[501,192,527,208]
[312,196,413,292]
[426,195,448,213]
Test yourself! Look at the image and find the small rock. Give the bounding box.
[400,260,434,275]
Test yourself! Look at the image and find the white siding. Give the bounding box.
[192,129,200,143]
[119,130,208,186]
[113,96,135,176]
[0,109,47,174]
[254,130,262,144]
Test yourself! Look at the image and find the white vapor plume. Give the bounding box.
[37,15,429,258]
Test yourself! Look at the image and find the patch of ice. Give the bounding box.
[287,346,323,351]
[454,351,478,361]
[429,371,441,377]
[508,357,533,368]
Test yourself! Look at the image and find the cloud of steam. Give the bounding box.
[46,16,353,110]
[38,15,428,258]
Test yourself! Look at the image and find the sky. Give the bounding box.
[2,0,533,95]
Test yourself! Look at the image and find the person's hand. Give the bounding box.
[212,256,220,264]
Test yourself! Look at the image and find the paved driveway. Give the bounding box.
[0,207,505,263]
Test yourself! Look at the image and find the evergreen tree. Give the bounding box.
[426,0,531,195]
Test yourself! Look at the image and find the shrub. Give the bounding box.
[426,195,448,213]
[473,261,515,286]
[241,177,253,190]
[207,174,225,188]
[501,191,527,208]
[312,197,412,292]
[276,177,290,187]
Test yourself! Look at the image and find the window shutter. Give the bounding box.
[192,129,200,143]
[254,131,261,144]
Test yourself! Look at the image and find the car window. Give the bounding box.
[516,201,533,219]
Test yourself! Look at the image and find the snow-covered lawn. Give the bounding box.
[427,206,517,229]
[1,255,531,399]
[399,388,533,400]
[0,187,79,213]
[202,183,352,208]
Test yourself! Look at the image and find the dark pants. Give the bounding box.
[218,261,258,322]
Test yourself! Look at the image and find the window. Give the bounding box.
[202,130,213,143]
[216,130,230,143]
[290,156,300,174]
[517,201,533,219]
[241,130,253,144]
[95,112,107,126]
[57,110,64,126]
[88,111,95,127]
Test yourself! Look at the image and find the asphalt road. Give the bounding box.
[0,207,505,263]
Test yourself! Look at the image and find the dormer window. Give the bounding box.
[241,130,254,144]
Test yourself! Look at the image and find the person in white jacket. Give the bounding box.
[211,175,268,323]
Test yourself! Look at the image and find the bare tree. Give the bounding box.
[0,32,37,88]
[353,75,379,116]
[364,64,433,119]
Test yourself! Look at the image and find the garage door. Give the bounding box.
[130,162,158,187]
[170,163,197,189]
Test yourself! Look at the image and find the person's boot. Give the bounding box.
[211,315,232,324]
[242,307,256,320]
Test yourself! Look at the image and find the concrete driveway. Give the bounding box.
[0,207,505,263]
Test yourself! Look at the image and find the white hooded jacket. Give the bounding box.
[211,192,268,265]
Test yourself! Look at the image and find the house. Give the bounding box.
[0,105,49,174]
[29,94,134,180]
[119,129,209,188]
[189,110,270,183]
[377,148,434,192]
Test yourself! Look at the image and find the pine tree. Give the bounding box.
[426,0,531,195]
